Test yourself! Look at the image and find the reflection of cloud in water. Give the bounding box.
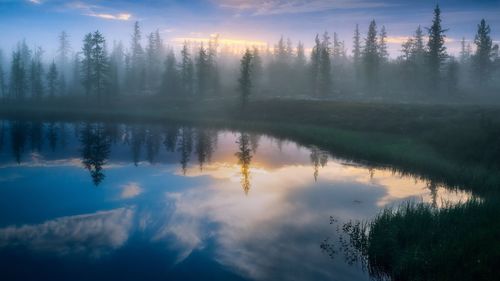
[120,182,143,199]
[338,165,472,207]
[159,166,381,280]
[152,161,472,280]
[0,208,134,257]
[150,192,208,264]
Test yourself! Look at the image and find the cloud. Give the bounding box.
[28,0,42,4]
[87,12,131,21]
[385,35,456,45]
[0,208,134,257]
[63,1,132,21]
[217,0,391,16]
[121,182,142,199]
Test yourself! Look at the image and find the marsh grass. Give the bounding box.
[354,199,500,281]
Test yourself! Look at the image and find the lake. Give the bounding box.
[0,120,471,281]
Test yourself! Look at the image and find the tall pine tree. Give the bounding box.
[473,19,495,87]
[426,5,447,92]
[363,20,379,91]
[47,61,58,98]
[239,49,253,107]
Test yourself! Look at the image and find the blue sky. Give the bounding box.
[0,0,499,57]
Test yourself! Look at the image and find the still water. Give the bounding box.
[0,120,470,281]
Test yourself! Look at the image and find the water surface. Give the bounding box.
[0,120,470,281]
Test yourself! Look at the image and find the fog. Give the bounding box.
[0,5,498,105]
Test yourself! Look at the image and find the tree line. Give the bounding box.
[0,5,499,104]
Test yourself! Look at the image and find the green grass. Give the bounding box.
[354,199,500,281]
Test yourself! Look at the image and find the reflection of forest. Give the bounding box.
[310,146,329,182]
[3,121,351,191]
[0,121,224,186]
[80,123,111,185]
[235,133,253,194]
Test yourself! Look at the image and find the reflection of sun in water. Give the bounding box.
[172,130,472,205]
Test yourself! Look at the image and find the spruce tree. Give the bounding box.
[57,31,71,93]
[459,37,471,63]
[239,49,253,107]
[378,26,389,63]
[10,48,26,100]
[310,34,321,96]
[180,42,194,96]
[363,20,379,91]
[109,41,124,95]
[130,21,145,94]
[296,41,306,67]
[353,24,362,67]
[207,34,220,94]
[251,47,263,88]
[47,61,58,98]
[30,47,44,99]
[426,5,447,91]
[413,26,426,64]
[0,50,5,98]
[196,44,209,97]
[146,30,163,91]
[91,31,108,99]
[319,32,332,95]
[81,33,93,96]
[162,49,179,95]
[473,19,495,87]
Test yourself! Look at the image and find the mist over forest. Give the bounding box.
[1,5,499,105]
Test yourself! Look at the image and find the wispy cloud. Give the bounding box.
[386,35,456,45]
[63,1,132,21]
[0,208,134,257]
[218,0,391,16]
[28,0,42,4]
[87,12,131,21]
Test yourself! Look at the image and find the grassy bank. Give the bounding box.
[344,199,500,281]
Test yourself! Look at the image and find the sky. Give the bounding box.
[0,0,499,58]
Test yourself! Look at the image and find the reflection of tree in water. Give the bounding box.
[79,123,111,186]
[249,133,260,154]
[59,123,68,148]
[29,121,43,152]
[195,128,216,171]
[427,181,438,208]
[130,126,145,166]
[178,127,193,175]
[46,122,58,152]
[163,124,179,152]
[11,121,28,163]
[236,133,253,195]
[145,126,161,164]
[0,121,5,153]
[103,123,120,145]
[310,146,329,182]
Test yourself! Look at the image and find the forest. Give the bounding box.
[1,5,499,106]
